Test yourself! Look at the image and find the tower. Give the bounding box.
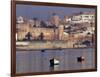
[58,25,64,40]
[51,13,60,27]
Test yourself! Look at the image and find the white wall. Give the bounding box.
[0,0,99,77]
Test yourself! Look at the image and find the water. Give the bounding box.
[16,47,95,73]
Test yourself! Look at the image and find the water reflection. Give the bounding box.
[49,65,60,71]
[16,48,95,73]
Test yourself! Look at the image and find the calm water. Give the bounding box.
[16,48,95,73]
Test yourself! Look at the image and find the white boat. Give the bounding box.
[50,58,60,66]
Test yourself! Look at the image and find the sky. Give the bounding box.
[16,4,95,20]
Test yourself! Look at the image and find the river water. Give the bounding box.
[16,47,95,73]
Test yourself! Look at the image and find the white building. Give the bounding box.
[64,12,95,24]
[17,16,24,24]
[71,12,95,23]
[64,16,72,23]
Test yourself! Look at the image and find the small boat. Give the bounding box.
[77,56,85,62]
[50,58,60,66]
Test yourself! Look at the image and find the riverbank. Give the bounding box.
[16,41,93,51]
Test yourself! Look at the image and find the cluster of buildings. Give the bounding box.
[65,12,95,23]
[16,11,95,44]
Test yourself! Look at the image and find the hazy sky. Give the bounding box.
[16,4,95,20]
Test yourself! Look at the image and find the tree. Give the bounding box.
[40,21,47,27]
[25,32,32,41]
[82,40,91,47]
[33,17,38,27]
[39,32,44,40]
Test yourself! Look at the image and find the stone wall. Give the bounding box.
[17,23,62,40]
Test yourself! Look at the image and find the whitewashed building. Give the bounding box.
[64,12,95,24]
[71,12,95,23]
[17,16,24,24]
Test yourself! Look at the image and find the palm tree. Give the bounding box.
[25,32,32,41]
[39,32,44,40]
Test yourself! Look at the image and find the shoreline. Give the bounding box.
[16,47,93,51]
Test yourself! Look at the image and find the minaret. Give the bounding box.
[51,13,60,27]
[58,25,64,40]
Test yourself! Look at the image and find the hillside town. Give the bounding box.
[16,11,95,49]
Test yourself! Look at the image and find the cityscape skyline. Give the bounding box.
[16,4,95,20]
[16,4,95,47]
